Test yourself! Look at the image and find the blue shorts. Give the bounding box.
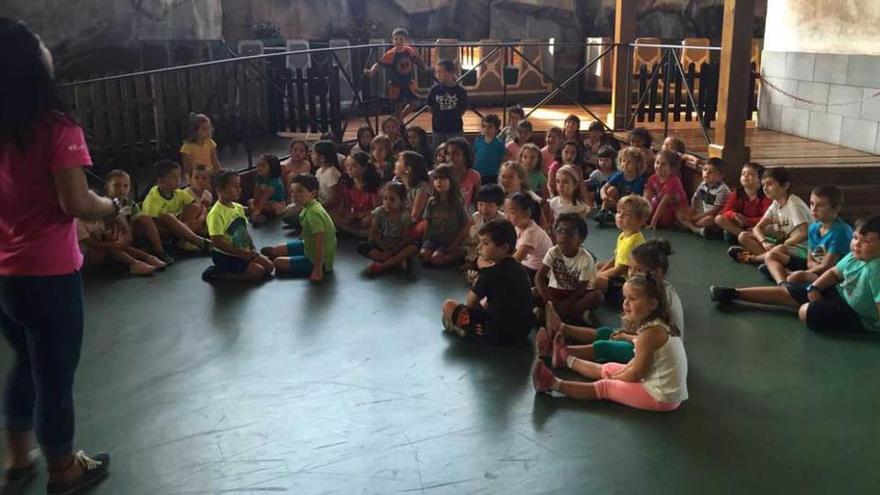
[211,251,249,274]
[283,238,315,277]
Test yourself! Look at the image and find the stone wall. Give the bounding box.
[758,0,880,153]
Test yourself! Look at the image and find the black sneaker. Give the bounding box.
[201,265,221,283]
[727,246,745,262]
[46,451,110,495]
[709,285,738,303]
[156,252,175,266]
[757,263,773,281]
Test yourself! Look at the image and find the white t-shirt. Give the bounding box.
[463,210,504,262]
[664,280,685,338]
[548,196,590,221]
[761,194,812,247]
[515,220,553,271]
[639,320,688,404]
[315,166,342,204]
[542,246,596,290]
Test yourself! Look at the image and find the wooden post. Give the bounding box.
[708,0,755,173]
[609,0,636,130]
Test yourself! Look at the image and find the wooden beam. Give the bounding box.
[708,0,755,173]
[609,0,636,130]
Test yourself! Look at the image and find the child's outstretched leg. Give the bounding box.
[156,213,209,250]
[122,245,166,269]
[134,215,173,263]
[108,248,156,275]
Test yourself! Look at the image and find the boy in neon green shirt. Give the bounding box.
[141,159,210,252]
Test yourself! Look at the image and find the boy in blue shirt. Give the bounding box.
[473,114,508,185]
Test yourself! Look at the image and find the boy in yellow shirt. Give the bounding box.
[594,194,651,306]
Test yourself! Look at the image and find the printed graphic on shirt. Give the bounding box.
[227,217,253,250]
[551,258,581,288]
[436,93,460,111]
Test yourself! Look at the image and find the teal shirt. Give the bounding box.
[835,253,880,332]
[256,175,286,203]
[299,199,337,271]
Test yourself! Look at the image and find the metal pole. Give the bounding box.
[662,49,671,138]
[502,46,508,127]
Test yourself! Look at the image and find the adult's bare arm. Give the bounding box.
[53,167,115,220]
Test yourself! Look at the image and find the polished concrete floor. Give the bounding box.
[2,221,880,494]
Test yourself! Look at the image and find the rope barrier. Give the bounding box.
[761,75,880,107]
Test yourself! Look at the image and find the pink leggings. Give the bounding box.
[592,363,680,412]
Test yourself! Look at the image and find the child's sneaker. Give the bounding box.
[155,252,175,265]
[201,265,221,283]
[551,333,570,369]
[531,360,557,393]
[757,263,773,281]
[534,327,552,358]
[709,285,738,303]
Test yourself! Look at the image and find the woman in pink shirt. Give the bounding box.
[0,18,112,492]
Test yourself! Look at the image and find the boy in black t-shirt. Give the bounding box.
[426,59,468,150]
[442,219,534,346]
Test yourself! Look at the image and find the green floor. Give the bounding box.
[2,221,880,494]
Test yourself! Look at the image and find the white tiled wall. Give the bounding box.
[759,50,880,154]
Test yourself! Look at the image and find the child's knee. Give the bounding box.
[442,299,458,316]
[713,214,727,227]
[798,303,810,322]
[605,186,620,201]
[737,231,752,243]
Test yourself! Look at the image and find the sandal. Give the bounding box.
[46,451,110,495]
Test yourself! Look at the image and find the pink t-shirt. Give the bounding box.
[0,114,93,275]
[646,174,687,213]
[459,169,482,209]
[515,220,553,271]
[345,186,379,214]
[540,146,556,173]
[506,141,522,161]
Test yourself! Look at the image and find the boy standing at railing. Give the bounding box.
[365,27,426,119]
[426,59,468,150]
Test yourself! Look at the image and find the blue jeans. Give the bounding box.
[0,272,84,460]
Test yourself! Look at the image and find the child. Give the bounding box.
[505,119,533,161]
[629,127,654,174]
[357,181,419,276]
[715,162,772,244]
[676,157,731,236]
[332,151,381,237]
[537,239,684,364]
[534,213,602,323]
[473,114,508,185]
[350,124,375,155]
[583,120,617,164]
[796,215,880,333]
[500,104,525,144]
[381,116,406,155]
[728,167,811,265]
[180,113,222,176]
[426,59,468,149]
[141,159,210,252]
[563,114,583,161]
[711,186,854,308]
[103,169,174,265]
[364,27,426,117]
[541,126,563,173]
[370,134,396,182]
[434,143,448,166]
[498,161,550,230]
[461,184,506,277]
[202,171,274,283]
[598,146,646,217]
[506,192,552,282]
[549,165,590,223]
[644,150,687,229]
[519,143,547,197]
[405,126,432,165]
[441,218,534,346]
[394,150,432,224]
[547,139,580,197]
[532,273,688,412]
[281,139,313,185]
[445,137,481,210]
[184,165,214,208]
[313,140,344,212]
[586,146,617,208]
[249,154,286,225]
[261,174,337,281]
[661,136,699,170]
[76,215,165,275]
[594,195,650,305]
[420,164,472,267]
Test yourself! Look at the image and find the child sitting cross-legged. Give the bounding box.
[140,159,211,253]
[586,146,617,208]
[356,181,420,276]
[331,151,381,237]
[461,184,506,283]
[537,239,684,365]
[420,164,472,267]
[261,174,337,282]
[727,166,811,265]
[676,157,730,237]
[505,191,553,283]
[595,147,646,225]
[710,186,853,308]
[644,150,687,230]
[441,218,534,346]
[249,154,287,225]
[795,215,880,334]
[714,162,772,245]
[534,213,602,324]
[594,194,650,306]
[532,272,688,412]
[103,169,174,265]
[202,171,274,283]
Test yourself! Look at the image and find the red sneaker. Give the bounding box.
[551,333,570,369]
[534,327,552,358]
[532,360,557,393]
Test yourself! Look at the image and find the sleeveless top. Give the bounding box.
[637,320,688,404]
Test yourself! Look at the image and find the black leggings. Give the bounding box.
[0,272,84,460]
